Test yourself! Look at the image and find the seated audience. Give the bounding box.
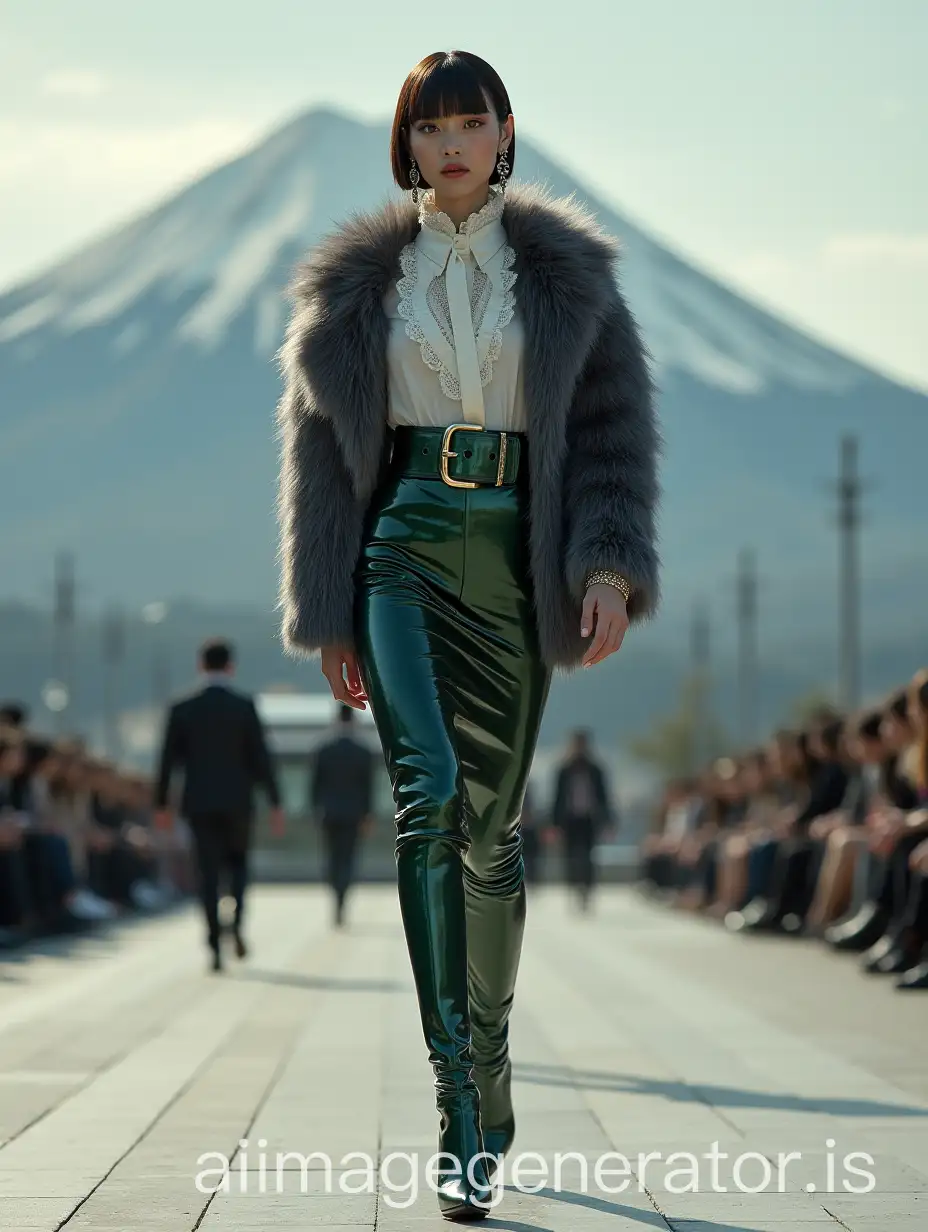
[0,699,190,950]
[640,665,928,991]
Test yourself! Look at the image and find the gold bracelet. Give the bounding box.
[585,569,632,603]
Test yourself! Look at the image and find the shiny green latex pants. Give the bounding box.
[354,462,552,1181]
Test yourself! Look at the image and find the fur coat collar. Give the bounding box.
[277,179,661,673]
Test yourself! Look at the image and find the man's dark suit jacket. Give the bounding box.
[155,684,281,838]
[551,755,614,832]
[310,733,375,825]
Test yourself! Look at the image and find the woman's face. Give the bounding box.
[909,685,927,737]
[769,737,795,778]
[808,730,827,761]
[856,734,883,764]
[742,759,765,795]
[65,759,87,789]
[882,712,911,751]
[407,91,513,200]
[35,753,59,780]
[0,746,25,776]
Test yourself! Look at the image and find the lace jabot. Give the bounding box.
[395,184,518,420]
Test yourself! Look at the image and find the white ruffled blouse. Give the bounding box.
[383,183,527,431]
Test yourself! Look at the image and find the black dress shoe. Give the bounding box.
[739,897,771,925]
[875,945,918,975]
[861,932,899,973]
[896,961,928,990]
[210,946,223,972]
[725,898,781,932]
[826,902,888,951]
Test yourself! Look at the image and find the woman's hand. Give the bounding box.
[580,583,629,667]
[320,644,369,711]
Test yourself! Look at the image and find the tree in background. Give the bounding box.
[785,688,840,727]
[628,674,728,779]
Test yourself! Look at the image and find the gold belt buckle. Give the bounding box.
[440,423,483,489]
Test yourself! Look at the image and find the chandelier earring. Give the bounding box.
[409,156,421,205]
[496,146,511,192]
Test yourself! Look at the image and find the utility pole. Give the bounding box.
[736,548,759,744]
[102,608,126,761]
[834,436,863,711]
[691,599,710,672]
[690,600,711,773]
[142,602,171,714]
[52,552,76,734]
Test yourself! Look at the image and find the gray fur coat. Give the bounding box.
[276,180,661,675]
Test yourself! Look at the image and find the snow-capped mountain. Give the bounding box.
[0,107,924,650]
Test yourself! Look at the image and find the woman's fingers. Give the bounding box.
[321,652,367,710]
[580,589,598,639]
[581,610,610,666]
[344,654,369,704]
[583,616,616,666]
[582,613,629,666]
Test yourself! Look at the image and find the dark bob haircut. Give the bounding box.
[390,51,514,194]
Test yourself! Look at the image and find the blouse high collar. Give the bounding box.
[416,184,508,273]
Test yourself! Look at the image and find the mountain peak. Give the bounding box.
[0,105,877,395]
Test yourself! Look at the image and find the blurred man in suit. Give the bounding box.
[310,704,376,927]
[552,728,617,911]
[154,638,284,970]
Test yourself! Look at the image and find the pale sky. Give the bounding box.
[1,0,925,390]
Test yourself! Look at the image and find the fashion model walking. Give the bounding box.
[276,50,661,1220]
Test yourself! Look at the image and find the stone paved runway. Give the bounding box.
[0,884,926,1229]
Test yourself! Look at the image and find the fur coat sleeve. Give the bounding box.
[562,278,662,622]
[275,375,364,657]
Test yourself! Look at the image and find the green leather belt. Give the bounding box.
[389,424,526,488]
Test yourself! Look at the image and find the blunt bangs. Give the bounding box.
[407,57,497,123]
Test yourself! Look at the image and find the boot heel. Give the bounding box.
[436,1085,494,1221]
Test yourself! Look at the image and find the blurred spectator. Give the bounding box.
[551,728,616,912]
[825,687,921,951]
[309,703,376,928]
[728,714,848,933]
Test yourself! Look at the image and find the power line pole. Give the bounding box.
[690,600,711,772]
[736,548,759,744]
[142,602,171,715]
[52,552,76,734]
[834,436,863,711]
[102,608,126,761]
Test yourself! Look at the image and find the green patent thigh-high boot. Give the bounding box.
[397,835,494,1220]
